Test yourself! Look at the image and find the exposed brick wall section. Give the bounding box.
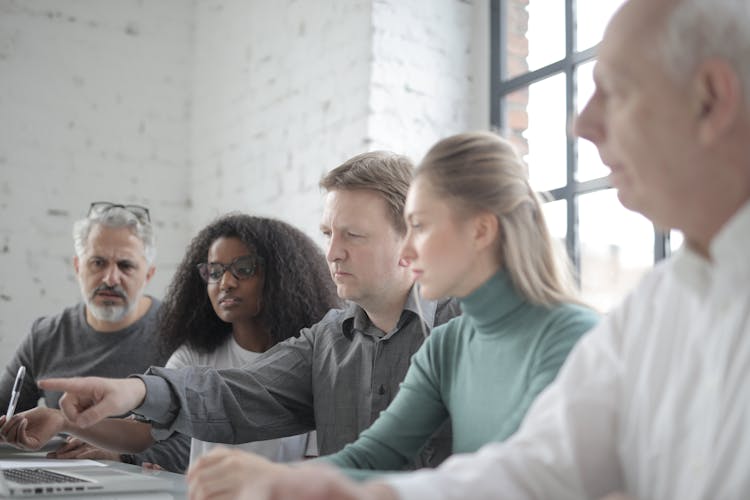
[504,0,530,157]
[189,0,373,240]
[367,0,478,162]
[0,0,485,366]
[0,0,193,363]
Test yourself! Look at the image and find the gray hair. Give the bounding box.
[72,207,156,265]
[661,0,750,106]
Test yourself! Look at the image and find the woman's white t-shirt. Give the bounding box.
[166,335,316,466]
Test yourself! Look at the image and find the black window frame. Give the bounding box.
[490,0,670,278]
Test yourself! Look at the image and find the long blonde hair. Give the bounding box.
[417,131,581,307]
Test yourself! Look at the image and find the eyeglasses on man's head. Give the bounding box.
[88,202,151,223]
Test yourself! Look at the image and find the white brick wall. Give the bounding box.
[369,0,477,161]
[0,0,487,367]
[189,0,374,240]
[0,0,193,364]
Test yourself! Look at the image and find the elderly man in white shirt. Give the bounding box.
[382,0,750,498]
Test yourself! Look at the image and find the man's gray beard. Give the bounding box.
[80,284,144,324]
[86,300,134,322]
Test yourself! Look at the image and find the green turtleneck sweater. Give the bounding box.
[323,271,599,478]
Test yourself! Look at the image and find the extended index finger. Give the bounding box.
[39,378,105,427]
[38,376,90,393]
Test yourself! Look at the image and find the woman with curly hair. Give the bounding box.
[3,213,339,471]
[159,213,338,359]
[157,213,339,465]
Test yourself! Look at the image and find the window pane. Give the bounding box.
[541,197,567,242]
[505,0,565,79]
[575,61,610,182]
[504,73,567,193]
[579,189,653,312]
[576,0,626,51]
[670,230,684,254]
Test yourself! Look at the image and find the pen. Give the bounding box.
[5,365,26,421]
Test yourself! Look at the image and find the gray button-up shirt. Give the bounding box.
[135,290,461,467]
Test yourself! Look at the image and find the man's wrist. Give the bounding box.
[127,374,175,424]
[132,378,147,409]
[56,409,73,434]
[126,375,152,414]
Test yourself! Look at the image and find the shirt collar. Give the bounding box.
[710,199,750,273]
[402,284,438,330]
[673,200,750,291]
[341,285,439,339]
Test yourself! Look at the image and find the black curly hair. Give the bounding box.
[159,213,340,354]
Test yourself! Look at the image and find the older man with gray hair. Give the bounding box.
[0,202,184,468]
[1,202,164,410]
[70,202,158,330]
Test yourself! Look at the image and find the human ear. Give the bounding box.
[693,58,742,145]
[73,255,80,274]
[145,265,156,283]
[472,212,500,252]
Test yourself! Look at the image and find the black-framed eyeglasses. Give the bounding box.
[88,201,151,222]
[197,255,264,283]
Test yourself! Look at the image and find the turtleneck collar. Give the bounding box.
[458,269,527,336]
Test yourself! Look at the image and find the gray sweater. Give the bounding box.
[0,297,190,472]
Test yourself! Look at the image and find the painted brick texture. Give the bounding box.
[0,0,193,363]
[0,0,484,366]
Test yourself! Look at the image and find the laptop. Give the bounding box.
[0,462,173,497]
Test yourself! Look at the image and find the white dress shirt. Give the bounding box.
[388,201,750,500]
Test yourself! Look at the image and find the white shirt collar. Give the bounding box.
[673,200,750,294]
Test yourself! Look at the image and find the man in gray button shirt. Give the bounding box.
[33,151,461,468]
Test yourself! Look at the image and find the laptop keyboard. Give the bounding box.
[3,468,90,484]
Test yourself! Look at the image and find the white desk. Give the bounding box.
[0,446,187,499]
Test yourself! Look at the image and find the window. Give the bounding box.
[490,0,676,312]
